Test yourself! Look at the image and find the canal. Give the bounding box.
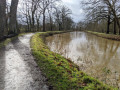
[45,31,120,87]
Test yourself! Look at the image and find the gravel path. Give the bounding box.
[0,34,48,90]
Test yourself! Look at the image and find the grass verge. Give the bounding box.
[31,31,117,90]
[86,31,120,41]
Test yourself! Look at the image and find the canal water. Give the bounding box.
[45,31,120,87]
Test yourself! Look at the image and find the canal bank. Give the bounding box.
[31,31,115,89]
[86,31,120,41]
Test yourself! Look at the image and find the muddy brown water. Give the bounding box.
[45,31,120,88]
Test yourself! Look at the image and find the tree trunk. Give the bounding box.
[26,15,29,32]
[32,9,36,31]
[32,13,35,31]
[0,0,6,40]
[107,14,110,34]
[6,5,9,35]
[37,19,40,31]
[114,18,116,34]
[59,23,61,31]
[9,0,19,35]
[43,11,46,32]
[59,22,62,31]
[106,0,120,35]
[113,12,120,35]
[50,16,53,31]
[28,11,32,32]
[48,10,53,31]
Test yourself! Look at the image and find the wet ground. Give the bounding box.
[45,31,120,88]
[0,34,48,90]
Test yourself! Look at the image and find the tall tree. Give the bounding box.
[40,0,59,32]
[0,0,6,39]
[106,8,111,34]
[41,0,51,32]
[54,8,62,31]
[9,0,19,35]
[82,0,117,34]
[61,6,72,30]
[54,6,72,31]
[47,5,53,31]
[103,0,120,34]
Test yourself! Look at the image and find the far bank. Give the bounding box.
[85,31,120,41]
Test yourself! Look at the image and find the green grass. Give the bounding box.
[31,31,117,90]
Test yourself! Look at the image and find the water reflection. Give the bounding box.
[45,31,120,87]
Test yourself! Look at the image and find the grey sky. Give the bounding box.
[61,0,85,23]
[8,0,85,23]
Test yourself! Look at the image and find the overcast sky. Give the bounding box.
[61,0,85,23]
[8,0,85,23]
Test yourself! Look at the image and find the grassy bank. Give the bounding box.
[86,31,120,41]
[31,31,116,90]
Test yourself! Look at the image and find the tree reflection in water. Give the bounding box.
[45,31,120,88]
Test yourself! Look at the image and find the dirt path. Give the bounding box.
[0,34,48,90]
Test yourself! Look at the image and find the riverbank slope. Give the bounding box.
[31,31,115,90]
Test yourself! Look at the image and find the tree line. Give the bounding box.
[0,0,74,40]
[79,0,120,35]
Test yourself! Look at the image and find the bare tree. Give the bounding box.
[21,0,43,32]
[40,0,59,32]
[9,0,19,35]
[54,8,62,30]
[82,0,119,34]
[61,6,72,30]
[6,1,11,34]
[54,6,72,31]
[47,5,53,31]
[103,0,120,34]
